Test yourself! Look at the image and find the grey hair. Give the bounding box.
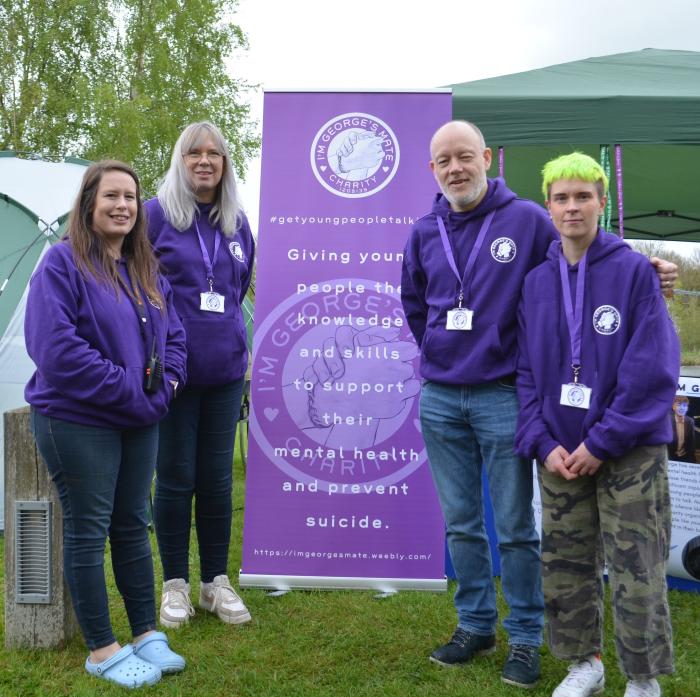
[157,121,242,236]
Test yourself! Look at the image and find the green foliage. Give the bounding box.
[631,242,700,367]
[0,0,259,194]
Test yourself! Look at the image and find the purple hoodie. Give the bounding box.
[25,241,187,429]
[401,179,557,385]
[145,198,255,387]
[515,230,680,463]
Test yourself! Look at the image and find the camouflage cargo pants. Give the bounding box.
[538,444,674,679]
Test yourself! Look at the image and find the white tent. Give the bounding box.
[0,153,88,530]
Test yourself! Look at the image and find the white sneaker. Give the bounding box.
[624,679,661,697]
[199,574,251,625]
[160,578,195,629]
[552,656,605,697]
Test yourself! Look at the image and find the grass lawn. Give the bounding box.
[2,453,700,697]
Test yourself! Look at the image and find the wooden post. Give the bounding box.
[4,406,78,648]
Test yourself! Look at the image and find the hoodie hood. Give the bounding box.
[546,228,630,266]
[431,177,518,222]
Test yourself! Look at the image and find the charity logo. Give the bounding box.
[490,237,517,263]
[593,305,621,335]
[249,279,425,491]
[567,386,584,406]
[229,240,245,263]
[451,309,469,329]
[205,294,221,311]
[310,113,400,198]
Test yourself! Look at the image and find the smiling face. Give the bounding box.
[546,179,606,248]
[91,170,138,255]
[183,134,224,202]
[429,122,491,212]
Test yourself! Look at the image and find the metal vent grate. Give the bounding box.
[15,501,52,603]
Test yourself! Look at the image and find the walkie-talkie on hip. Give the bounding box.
[144,336,163,393]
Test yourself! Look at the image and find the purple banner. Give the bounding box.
[240,91,451,590]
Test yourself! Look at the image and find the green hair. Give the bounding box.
[541,152,609,200]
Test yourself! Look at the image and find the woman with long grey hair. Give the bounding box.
[145,122,255,630]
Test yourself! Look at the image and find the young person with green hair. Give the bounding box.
[515,152,679,697]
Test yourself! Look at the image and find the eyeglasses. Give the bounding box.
[184,150,224,162]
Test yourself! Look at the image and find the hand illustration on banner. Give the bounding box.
[311,112,400,198]
[333,132,385,179]
[284,325,420,448]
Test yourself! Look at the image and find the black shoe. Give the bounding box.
[501,644,540,689]
[429,628,496,666]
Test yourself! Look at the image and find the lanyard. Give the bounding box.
[436,211,495,308]
[558,248,587,383]
[194,218,221,291]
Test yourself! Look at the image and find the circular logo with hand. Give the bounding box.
[310,113,400,198]
[229,240,245,263]
[250,279,424,490]
[567,386,584,406]
[205,294,221,311]
[490,237,517,263]
[593,305,621,335]
[451,309,469,329]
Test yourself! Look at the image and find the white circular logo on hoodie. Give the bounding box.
[229,241,245,263]
[490,237,517,263]
[593,305,621,335]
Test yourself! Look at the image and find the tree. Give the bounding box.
[0,0,259,193]
[0,0,112,155]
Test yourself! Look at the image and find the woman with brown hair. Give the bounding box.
[25,160,188,688]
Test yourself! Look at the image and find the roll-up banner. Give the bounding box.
[240,90,451,591]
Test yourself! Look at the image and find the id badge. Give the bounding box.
[446,308,473,331]
[560,383,592,410]
[200,291,225,313]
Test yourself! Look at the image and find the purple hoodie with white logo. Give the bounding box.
[401,179,557,385]
[515,230,680,463]
[25,241,187,429]
[145,198,255,387]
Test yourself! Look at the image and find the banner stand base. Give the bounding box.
[239,573,447,593]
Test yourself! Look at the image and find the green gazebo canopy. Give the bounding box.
[449,48,700,241]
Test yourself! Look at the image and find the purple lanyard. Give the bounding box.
[194,218,221,290]
[436,211,495,307]
[558,248,587,383]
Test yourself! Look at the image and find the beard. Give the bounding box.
[440,171,487,211]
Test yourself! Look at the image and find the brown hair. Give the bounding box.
[67,160,163,308]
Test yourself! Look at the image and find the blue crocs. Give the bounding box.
[85,644,161,688]
[133,631,186,674]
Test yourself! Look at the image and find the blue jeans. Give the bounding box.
[419,380,544,646]
[154,378,244,583]
[31,410,158,650]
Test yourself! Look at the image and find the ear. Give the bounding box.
[545,198,552,213]
[483,147,493,170]
[429,159,436,175]
[598,195,607,214]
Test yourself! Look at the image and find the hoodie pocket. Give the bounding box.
[181,315,247,385]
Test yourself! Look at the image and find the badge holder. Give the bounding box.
[560,364,592,410]
[200,279,225,313]
[446,292,473,331]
